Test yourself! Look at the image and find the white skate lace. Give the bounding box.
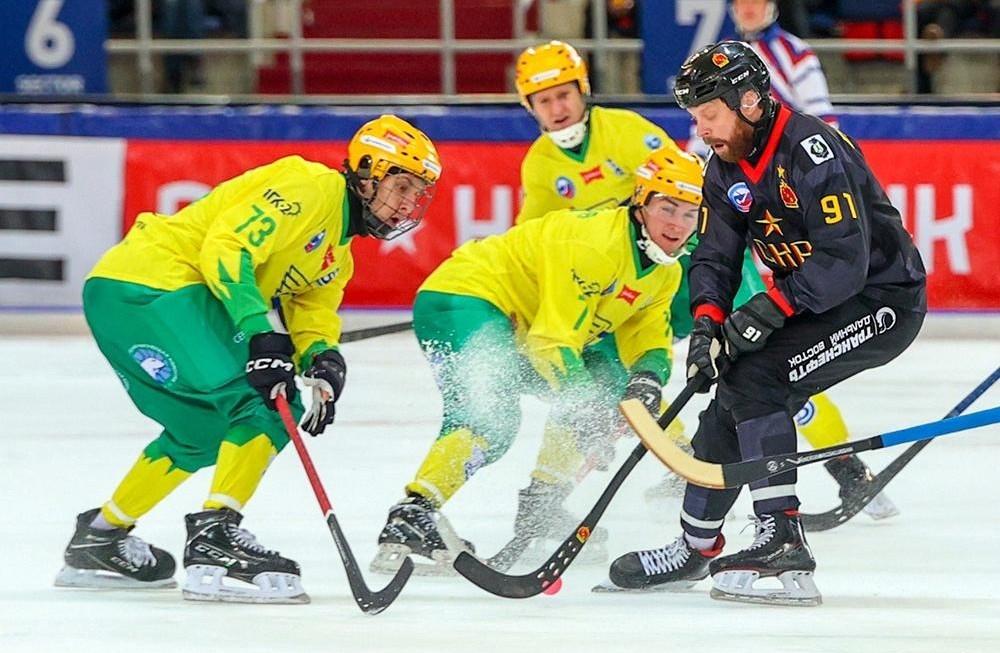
[118,536,156,567]
[742,514,777,550]
[637,536,690,576]
[225,524,278,556]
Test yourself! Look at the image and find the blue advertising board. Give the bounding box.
[640,0,735,95]
[0,0,107,94]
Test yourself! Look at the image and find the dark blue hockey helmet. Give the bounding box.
[673,41,771,112]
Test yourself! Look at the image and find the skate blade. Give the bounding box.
[182,565,309,604]
[591,577,700,593]
[370,543,459,577]
[54,565,178,590]
[710,569,822,607]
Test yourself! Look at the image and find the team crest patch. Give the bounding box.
[727,182,753,213]
[581,165,604,184]
[304,230,326,253]
[129,344,177,386]
[776,166,799,209]
[644,134,662,149]
[800,134,834,164]
[555,176,576,199]
[712,52,729,68]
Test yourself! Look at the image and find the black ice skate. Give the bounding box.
[709,510,821,606]
[512,479,608,567]
[371,495,474,577]
[182,508,308,604]
[824,454,900,520]
[55,508,177,589]
[593,534,723,592]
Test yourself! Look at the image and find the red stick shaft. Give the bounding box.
[276,394,333,515]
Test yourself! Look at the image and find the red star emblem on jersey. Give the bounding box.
[777,166,799,209]
[580,165,604,184]
[321,245,336,270]
[756,210,784,237]
[616,285,641,305]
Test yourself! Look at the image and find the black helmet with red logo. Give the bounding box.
[673,41,771,112]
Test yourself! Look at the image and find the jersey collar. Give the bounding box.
[557,124,591,163]
[739,104,791,185]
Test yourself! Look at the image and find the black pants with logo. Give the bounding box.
[679,294,925,539]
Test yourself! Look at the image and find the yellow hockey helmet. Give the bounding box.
[632,148,704,207]
[346,115,442,240]
[514,40,591,111]
[347,114,442,185]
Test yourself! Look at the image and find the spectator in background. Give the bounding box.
[583,0,641,93]
[159,0,248,93]
[774,0,810,37]
[689,0,836,158]
[729,0,837,124]
[916,0,1000,93]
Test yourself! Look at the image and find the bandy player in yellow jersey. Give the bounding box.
[515,40,679,224]
[512,41,898,530]
[370,148,703,575]
[55,115,441,603]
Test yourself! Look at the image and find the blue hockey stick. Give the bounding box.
[625,401,1000,490]
[803,365,1000,530]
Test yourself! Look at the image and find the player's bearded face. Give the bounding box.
[529,82,587,132]
[640,195,699,256]
[689,99,754,163]
[368,172,435,229]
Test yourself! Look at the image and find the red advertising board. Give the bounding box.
[122,139,1000,310]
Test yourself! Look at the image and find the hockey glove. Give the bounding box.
[623,371,662,418]
[722,293,787,360]
[246,332,297,409]
[300,349,347,436]
[686,315,723,392]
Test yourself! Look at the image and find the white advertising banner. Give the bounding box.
[0,135,125,307]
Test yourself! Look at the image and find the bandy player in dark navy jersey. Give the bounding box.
[603,41,926,606]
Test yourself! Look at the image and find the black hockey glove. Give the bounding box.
[623,371,662,418]
[721,293,787,361]
[686,316,723,392]
[300,349,347,436]
[246,332,297,409]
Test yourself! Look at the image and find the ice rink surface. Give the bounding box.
[1,313,998,653]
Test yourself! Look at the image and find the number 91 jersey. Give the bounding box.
[692,105,926,318]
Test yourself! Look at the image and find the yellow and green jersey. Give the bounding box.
[421,206,681,388]
[516,106,679,224]
[89,155,354,367]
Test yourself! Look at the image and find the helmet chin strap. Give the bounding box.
[544,110,590,149]
[638,223,684,266]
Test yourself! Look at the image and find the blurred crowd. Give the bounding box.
[106,0,999,95]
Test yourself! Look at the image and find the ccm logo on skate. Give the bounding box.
[246,359,294,373]
[193,543,245,569]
